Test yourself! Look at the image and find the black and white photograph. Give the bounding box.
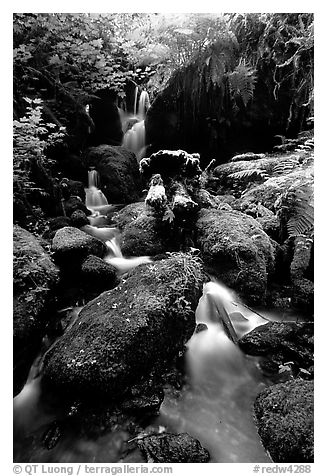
[11,7,316,469]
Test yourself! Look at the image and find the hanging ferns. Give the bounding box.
[226,62,257,107]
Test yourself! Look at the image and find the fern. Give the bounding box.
[273,156,300,175]
[227,62,257,106]
[277,185,314,237]
[228,168,268,181]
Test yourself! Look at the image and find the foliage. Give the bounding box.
[275,184,314,238]
[13,97,65,198]
[228,168,269,182]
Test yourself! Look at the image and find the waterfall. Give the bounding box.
[104,236,151,275]
[85,169,109,213]
[133,85,139,116]
[122,88,150,161]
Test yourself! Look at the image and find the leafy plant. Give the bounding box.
[13,97,66,199]
[228,168,269,182]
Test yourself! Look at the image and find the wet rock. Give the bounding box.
[195,208,275,304]
[120,211,169,256]
[137,432,210,463]
[84,145,142,203]
[70,210,90,228]
[80,255,118,292]
[238,321,313,378]
[13,226,59,394]
[195,323,208,334]
[112,202,146,231]
[42,254,205,400]
[254,379,313,462]
[63,196,91,217]
[52,227,107,267]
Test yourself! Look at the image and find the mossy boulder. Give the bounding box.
[120,211,169,257]
[63,196,91,217]
[13,226,59,393]
[52,227,107,267]
[137,432,210,463]
[195,208,275,304]
[42,254,205,400]
[84,145,142,203]
[254,379,313,462]
[238,321,313,378]
[80,255,119,292]
[42,216,72,240]
[112,202,146,231]
[70,210,90,228]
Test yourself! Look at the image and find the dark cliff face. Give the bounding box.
[145,60,312,166]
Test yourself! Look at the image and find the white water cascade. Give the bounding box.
[155,280,271,463]
[122,88,150,161]
[85,169,109,214]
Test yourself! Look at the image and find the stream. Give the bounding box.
[13,174,306,464]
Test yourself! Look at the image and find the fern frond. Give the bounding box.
[228,168,268,181]
[227,62,257,106]
[273,156,300,175]
[286,186,314,237]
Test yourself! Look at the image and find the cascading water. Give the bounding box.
[122,88,150,161]
[85,169,108,214]
[154,280,272,463]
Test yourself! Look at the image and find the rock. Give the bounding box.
[112,202,146,231]
[195,323,208,334]
[195,208,275,304]
[63,196,91,217]
[13,226,59,394]
[42,254,205,399]
[292,278,314,311]
[70,210,90,228]
[120,211,169,257]
[290,236,313,281]
[137,432,210,463]
[52,227,107,267]
[80,255,118,292]
[254,379,313,462]
[84,145,142,203]
[238,321,313,378]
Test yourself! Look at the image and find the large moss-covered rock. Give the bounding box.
[239,321,313,378]
[84,145,142,203]
[137,432,210,463]
[80,255,119,292]
[42,254,205,399]
[52,227,107,267]
[112,202,146,231]
[195,208,275,303]
[254,379,313,462]
[120,211,169,257]
[13,226,59,393]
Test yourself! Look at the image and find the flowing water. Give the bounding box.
[122,89,150,161]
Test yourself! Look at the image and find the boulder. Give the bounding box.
[195,208,275,304]
[137,432,210,463]
[140,149,202,181]
[70,210,90,228]
[42,216,72,240]
[84,145,142,203]
[238,321,313,378]
[42,254,205,399]
[63,196,91,217]
[80,255,119,292]
[120,211,169,257]
[254,379,313,462]
[112,202,146,231]
[13,226,59,393]
[52,227,107,267]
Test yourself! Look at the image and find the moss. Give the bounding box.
[195,208,275,303]
[112,202,146,231]
[42,253,205,400]
[254,379,313,462]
